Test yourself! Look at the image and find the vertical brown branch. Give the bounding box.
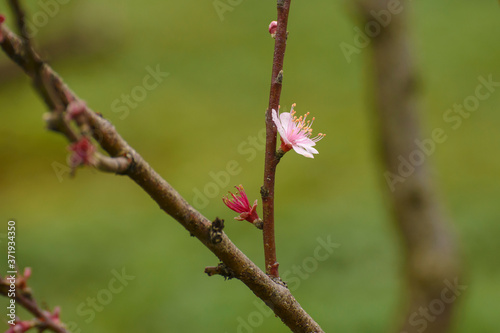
[357,1,461,332]
[261,0,291,278]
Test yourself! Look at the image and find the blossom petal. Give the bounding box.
[279,112,292,131]
[272,109,291,145]
[280,112,295,139]
[292,145,315,158]
[304,145,319,155]
[295,138,318,153]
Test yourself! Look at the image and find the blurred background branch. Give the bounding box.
[356,0,462,332]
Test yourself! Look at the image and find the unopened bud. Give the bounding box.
[268,21,277,39]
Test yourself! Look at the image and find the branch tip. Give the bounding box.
[204,263,235,280]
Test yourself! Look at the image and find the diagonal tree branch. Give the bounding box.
[0,17,324,333]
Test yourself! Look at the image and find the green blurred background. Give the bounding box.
[0,0,499,332]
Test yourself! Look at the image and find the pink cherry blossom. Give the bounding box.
[222,185,261,227]
[272,104,325,158]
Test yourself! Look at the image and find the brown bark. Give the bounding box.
[261,0,292,279]
[356,1,462,332]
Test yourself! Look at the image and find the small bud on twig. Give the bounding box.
[66,100,87,121]
[268,21,277,39]
[68,137,96,172]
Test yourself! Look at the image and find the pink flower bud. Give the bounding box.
[68,137,96,168]
[6,320,33,333]
[23,267,32,279]
[222,185,261,227]
[45,307,61,323]
[268,21,277,38]
[66,100,87,121]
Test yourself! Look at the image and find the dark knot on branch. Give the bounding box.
[209,217,225,244]
[204,263,235,280]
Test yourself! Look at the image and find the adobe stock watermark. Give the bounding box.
[340,0,412,64]
[402,278,467,333]
[230,235,340,333]
[213,0,245,22]
[192,128,266,209]
[385,74,499,192]
[51,64,169,182]
[23,0,72,38]
[65,267,136,333]
[110,65,170,120]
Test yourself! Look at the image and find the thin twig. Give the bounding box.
[261,0,292,278]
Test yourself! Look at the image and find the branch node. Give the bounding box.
[269,261,280,278]
[204,263,235,280]
[260,186,269,199]
[93,153,133,175]
[275,148,285,161]
[117,151,135,175]
[209,217,225,244]
[274,70,283,84]
[271,275,287,288]
[253,218,264,230]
